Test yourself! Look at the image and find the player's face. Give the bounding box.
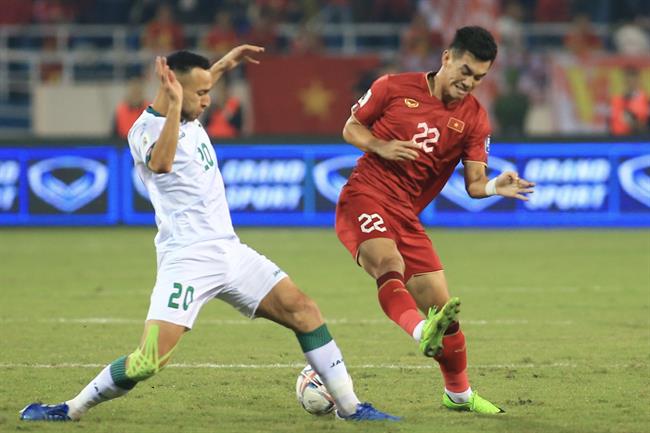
[179,68,212,121]
[441,50,492,101]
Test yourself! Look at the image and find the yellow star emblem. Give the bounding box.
[298,80,335,120]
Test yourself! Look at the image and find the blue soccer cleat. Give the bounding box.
[336,402,401,421]
[19,402,72,421]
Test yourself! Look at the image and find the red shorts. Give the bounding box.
[335,187,443,281]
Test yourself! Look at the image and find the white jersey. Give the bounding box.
[128,107,237,254]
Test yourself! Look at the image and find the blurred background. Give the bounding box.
[0,0,649,227]
[1,0,650,139]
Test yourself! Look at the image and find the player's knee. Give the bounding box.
[376,254,404,275]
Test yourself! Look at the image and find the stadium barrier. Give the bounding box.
[0,143,648,227]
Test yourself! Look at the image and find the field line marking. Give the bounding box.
[1,362,642,370]
[0,317,574,326]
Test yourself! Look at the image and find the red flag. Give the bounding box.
[248,55,380,134]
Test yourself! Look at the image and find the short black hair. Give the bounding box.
[166,50,210,73]
[449,26,497,63]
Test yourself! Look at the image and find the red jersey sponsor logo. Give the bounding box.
[404,98,419,108]
[447,117,465,133]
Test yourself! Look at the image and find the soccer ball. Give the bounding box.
[295,365,335,415]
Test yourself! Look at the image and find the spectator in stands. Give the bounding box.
[201,11,240,57]
[563,14,603,58]
[613,16,650,56]
[284,0,311,23]
[32,0,80,24]
[254,0,289,22]
[610,0,650,23]
[609,67,649,136]
[82,0,131,24]
[175,0,217,24]
[128,0,159,24]
[399,14,442,71]
[533,0,570,23]
[370,0,414,23]
[32,0,82,82]
[494,68,530,137]
[316,0,352,24]
[114,76,149,140]
[245,14,280,53]
[0,0,32,25]
[204,75,244,138]
[497,0,526,66]
[141,3,185,52]
[32,0,77,82]
[290,22,324,54]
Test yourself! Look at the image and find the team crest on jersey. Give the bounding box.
[447,117,465,133]
[404,98,419,108]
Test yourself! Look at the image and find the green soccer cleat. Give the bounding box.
[418,297,461,357]
[442,392,505,414]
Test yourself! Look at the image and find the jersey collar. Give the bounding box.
[146,106,165,117]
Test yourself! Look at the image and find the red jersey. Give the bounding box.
[346,72,490,214]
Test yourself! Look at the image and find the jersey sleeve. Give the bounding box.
[461,107,490,166]
[128,116,164,167]
[351,74,390,126]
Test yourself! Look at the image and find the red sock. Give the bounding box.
[376,271,423,336]
[435,323,470,392]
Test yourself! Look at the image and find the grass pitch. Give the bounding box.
[0,227,649,433]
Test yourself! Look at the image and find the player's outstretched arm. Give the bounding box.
[342,116,419,161]
[464,162,535,200]
[209,44,264,86]
[149,56,183,174]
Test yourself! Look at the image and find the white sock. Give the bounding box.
[445,387,473,404]
[66,365,131,420]
[303,340,360,416]
[412,320,425,342]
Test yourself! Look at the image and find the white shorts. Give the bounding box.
[146,239,288,329]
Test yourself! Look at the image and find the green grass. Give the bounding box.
[0,228,649,433]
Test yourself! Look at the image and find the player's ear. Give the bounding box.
[441,50,451,67]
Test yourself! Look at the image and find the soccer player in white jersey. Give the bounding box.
[19,46,398,422]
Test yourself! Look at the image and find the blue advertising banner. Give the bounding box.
[0,143,648,227]
[0,147,119,225]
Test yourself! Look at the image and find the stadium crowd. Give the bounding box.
[0,0,648,137]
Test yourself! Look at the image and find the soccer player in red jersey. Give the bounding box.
[335,26,535,414]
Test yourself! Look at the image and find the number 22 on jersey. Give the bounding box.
[412,122,439,153]
[358,213,386,233]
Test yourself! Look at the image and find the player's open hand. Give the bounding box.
[155,56,182,105]
[496,171,535,200]
[376,139,420,161]
[211,44,265,75]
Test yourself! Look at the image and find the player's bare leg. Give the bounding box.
[358,238,428,341]
[256,276,399,421]
[407,272,503,414]
[20,320,186,421]
[357,237,405,278]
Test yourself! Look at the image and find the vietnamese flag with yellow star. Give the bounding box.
[248,55,379,134]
